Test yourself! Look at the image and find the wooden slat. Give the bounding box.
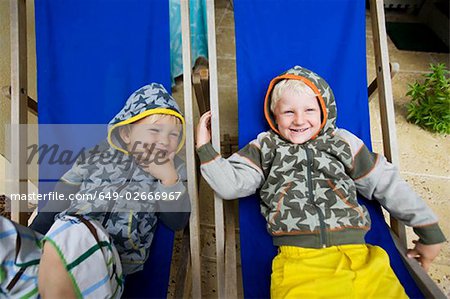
[368,62,400,99]
[3,85,37,116]
[200,68,210,111]
[369,0,407,248]
[192,57,210,114]
[10,0,28,225]
[369,1,444,296]
[205,0,238,297]
[173,228,193,299]
[180,1,202,297]
[205,0,224,295]
[224,201,237,298]
[193,72,206,113]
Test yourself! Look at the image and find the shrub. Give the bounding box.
[406,63,450,134]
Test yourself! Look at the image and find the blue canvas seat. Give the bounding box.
[35,1,174,297]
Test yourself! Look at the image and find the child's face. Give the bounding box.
[121,115,181,161]
[273,89,322,144]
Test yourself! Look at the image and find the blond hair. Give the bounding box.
[270,79,318,112]
[120,113,181,135]
[137,113,181,125]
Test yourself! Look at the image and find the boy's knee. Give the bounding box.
[38,242,77,299]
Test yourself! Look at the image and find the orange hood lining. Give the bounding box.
[263,73,328,140]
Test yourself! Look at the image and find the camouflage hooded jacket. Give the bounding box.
[198,66,445,248]
[55,83,190,274]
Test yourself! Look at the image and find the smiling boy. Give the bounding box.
[196,66,445,298]
[1,83,190,298]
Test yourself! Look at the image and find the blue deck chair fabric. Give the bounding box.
[35,0,173,297]
[234,1,423,298]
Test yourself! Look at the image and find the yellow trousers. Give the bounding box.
[271,244,408,299]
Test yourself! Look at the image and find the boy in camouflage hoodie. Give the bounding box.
[196,66,445,298]
[0,83,190,298]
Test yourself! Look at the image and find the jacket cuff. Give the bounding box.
[196,143,220,164]
[157,179,184,193]
[155,180,190,212]
[413,223,446,245]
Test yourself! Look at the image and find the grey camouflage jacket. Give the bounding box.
[198,66,445,248]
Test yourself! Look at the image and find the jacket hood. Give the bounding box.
[264,66,337,141]
[107,83,185,154]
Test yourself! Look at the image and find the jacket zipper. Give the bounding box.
[102,163,137,226]
[305,148,327,248]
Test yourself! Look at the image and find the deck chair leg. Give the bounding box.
[369,1,446,297]
[224,201,238,298]
[10,0,29,226]
[180,1,203,297]
[204,0,239,297]
[173,226,192,299]
[369,0,407,247]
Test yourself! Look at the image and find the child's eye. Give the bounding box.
[149,128,160,133]
[306,108,317,112]
[284,110,294,114]
[170,132,180,138]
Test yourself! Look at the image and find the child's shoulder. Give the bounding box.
[255,131,272,143]
[246,131,275,150]
[333,128,367,156]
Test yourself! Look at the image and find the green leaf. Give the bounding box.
[406,63,450,134]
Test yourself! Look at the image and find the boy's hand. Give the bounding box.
[196,111,212,149]
[407,240,443,272]
[141,151,178,186]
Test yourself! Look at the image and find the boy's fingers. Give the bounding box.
[406,248,419,258]
[200,111,211,121]
[202,113,212,125]
[199,115,208,126]
[199,114,212,132]
[406,247,432,272]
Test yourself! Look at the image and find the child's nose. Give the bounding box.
[158,134,170,146]
[293,112,305,125]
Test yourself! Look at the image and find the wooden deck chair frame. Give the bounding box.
[369,2,444,296]
[179,1,238,298]
[9,0,445,298]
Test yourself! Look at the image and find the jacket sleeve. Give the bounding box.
[196,138,265,200]
[156,158,191,231]
[29,181,78,234]
[336,128,446,244]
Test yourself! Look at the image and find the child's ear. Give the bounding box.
[118,126,131,144]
